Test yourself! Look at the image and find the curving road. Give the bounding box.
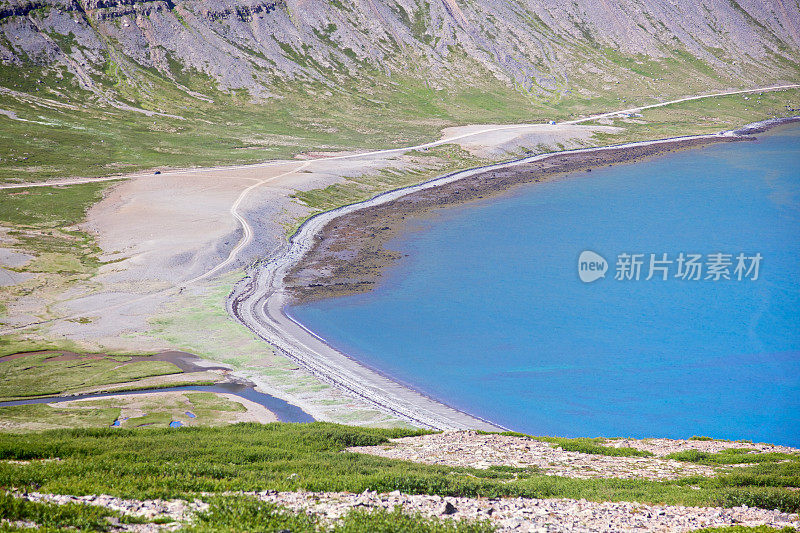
[2,84,797,193]
[182,161,312,285]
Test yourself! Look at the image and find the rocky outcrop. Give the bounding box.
[78,0,172,20]
[200,0,282,22]
[0,0,48,20]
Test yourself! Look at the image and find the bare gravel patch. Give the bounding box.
[439,123,621,158]
[0,247,33,267]
[14,492,208,531]
[347,431,721,480]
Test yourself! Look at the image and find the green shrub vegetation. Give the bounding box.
[664,448,799,465]
[187,496,319,533]
[531,436,654,457]
[0,423,797,514]
[329,506,495,533]
[189,497,497,533]
[0,182,112,228]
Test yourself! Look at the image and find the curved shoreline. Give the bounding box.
[227,118,798,430]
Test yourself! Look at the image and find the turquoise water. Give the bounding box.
[289,125,800,446]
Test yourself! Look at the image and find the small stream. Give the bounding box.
[0,383,314,423]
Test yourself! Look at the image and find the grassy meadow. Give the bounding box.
[0,352,182,401]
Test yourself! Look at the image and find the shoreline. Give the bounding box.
[228,117,798,430]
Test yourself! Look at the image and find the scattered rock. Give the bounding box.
[14,491,207,531]
[440,500,457,515]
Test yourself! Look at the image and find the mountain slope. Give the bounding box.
[0,0,798,181]
[4,0,799,95]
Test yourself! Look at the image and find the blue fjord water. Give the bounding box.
[289,125,800,446]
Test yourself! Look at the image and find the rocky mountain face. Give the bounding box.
[1,0,799,102]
